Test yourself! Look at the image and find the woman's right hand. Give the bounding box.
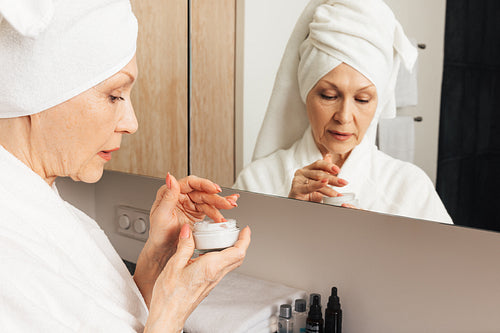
[144,223,251,333]
[288,153,349,202]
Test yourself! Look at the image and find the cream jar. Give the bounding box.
[323,192,359,207]
[193,219,240,252]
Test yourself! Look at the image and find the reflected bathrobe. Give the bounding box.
[234,127,452,224]
[0,145,148,332]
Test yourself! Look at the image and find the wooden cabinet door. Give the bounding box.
[106,0,235,185]
[106,0,189,179]
[190,0,235,187]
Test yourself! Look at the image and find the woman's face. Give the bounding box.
[32,55,138,183]
[306,63,378,160]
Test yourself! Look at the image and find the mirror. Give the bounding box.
[233,0,499,231]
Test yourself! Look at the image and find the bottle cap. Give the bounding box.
[279,304,292,319]
[327,286,341,311]
[309,293,321,307]
[294,299,306,312]
[308,294,323,320]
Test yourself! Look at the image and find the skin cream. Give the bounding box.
[193,219,240,252]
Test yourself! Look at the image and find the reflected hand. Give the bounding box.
[288,153,348,202]
[144,223,251,333]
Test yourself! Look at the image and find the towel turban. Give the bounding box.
[253,0,417,160]
[0,0,138,118]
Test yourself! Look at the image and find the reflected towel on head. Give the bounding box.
[253,0,417,161]
[0,0,138,118]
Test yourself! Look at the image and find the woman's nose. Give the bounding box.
[333,99,353,124]
[116,101,138,134]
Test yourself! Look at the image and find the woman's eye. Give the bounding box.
[355,98,370,104]
[109,95,125,103]
[321,94,337,100]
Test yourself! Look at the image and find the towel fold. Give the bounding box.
[378,115,415,163]
[184,272,306,333]
[395,39,418,107]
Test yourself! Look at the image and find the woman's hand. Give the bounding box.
[148,173,238,254]
[134,173,239,307]
[144,223,251,333]
[288,153,348,202]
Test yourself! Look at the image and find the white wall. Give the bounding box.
[235,0,310,174]
[235,0,447,184]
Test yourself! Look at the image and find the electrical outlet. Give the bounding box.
[116,205,150,242]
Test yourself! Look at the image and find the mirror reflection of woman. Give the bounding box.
[0,1,250,331]
[234,0,452,224]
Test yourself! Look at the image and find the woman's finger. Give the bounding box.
[341,203,359,209]
[295,178,328,195]
[301,169,348,187]
[179,175,221,195]
[193,202,227,222]
[187,191,237,210]
[150,173,181,218]
[171,224,196,270]
[305,159,341,175]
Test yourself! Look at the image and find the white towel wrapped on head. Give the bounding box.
[184,272,307,333]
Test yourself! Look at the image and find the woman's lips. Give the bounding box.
[98,148,119,161]
[328,130,353,141]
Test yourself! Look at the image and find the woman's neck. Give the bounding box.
[316,142,352,169]
[0,117,55,186]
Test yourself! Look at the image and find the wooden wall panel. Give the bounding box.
[190,0,236,187]
[106,0,189,179]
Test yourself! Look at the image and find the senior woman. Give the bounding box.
[0,1,250,332]
[234,0,452,223]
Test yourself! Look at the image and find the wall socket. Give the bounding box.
[116,205,150,242]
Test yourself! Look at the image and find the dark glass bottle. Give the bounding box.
[305,294,323,333]
[324,287,342,333]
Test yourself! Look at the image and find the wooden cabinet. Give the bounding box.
[106,0,235,187]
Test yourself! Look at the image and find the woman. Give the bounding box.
[0,1,250,332]
[234,0,452,223]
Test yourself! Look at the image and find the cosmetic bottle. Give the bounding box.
[278,304,293,333]
[324,287,342,333]
[192,219,240,253]
[306,294,323,333]
[293,299,307,333]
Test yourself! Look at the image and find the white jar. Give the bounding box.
[193,219,240,252]
[323,192,359,207]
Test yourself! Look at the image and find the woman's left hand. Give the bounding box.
[134,173,239,307]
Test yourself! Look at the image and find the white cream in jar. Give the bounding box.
[193,219,240,252]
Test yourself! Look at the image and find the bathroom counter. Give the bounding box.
[222,189,500,333]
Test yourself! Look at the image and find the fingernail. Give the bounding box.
[214,183,222,192]
[332,165,340,173]
[227,198,238,207]
[339,179,348,185]
[179,224,190,239]
[337,193,343,197]
[166,172,172,189]
[321,179,328,184]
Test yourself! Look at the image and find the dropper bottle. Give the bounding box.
[306,294,323,333]
[324,287,342,333]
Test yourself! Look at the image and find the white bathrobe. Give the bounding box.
[0,145,148,331]
[234,127,452,224]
